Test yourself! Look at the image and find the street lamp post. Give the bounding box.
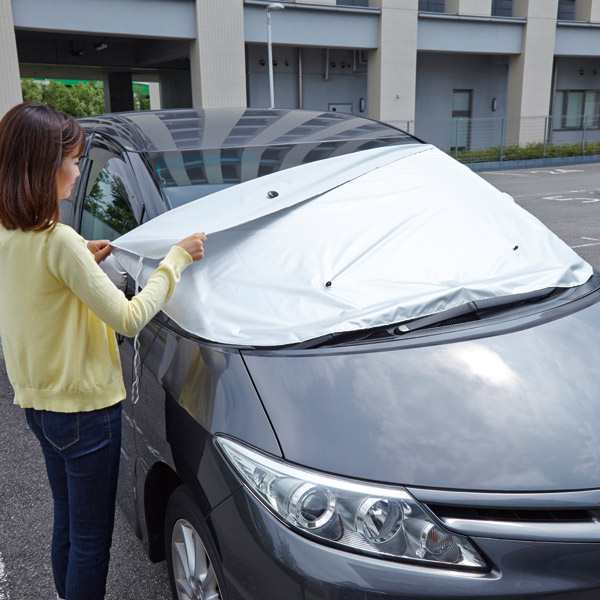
[266,3,285,109]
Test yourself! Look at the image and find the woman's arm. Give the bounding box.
[46,224,195,337]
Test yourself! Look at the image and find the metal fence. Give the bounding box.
[387,116,600,164]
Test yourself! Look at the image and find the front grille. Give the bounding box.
[427,504,599,524]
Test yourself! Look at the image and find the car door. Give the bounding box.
[75,136,146,531]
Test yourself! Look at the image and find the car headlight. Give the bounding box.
[216,436,487,570]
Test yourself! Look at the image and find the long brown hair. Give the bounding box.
[0,102,86,231]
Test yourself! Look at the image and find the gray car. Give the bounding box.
[65,107,600,600]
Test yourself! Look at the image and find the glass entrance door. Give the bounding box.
[452,89,473,151]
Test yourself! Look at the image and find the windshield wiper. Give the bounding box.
[296,287,557,349]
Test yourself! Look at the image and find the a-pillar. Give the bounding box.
[104,72,134,113]
[368,0,418,130]
[575,0,600,22]
[446,0,492,16]
[506,0,559,145]
[0,0,22,118]
[191,0,246,108]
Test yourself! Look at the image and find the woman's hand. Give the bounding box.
[87,240,113,264]
[176,232,207,261]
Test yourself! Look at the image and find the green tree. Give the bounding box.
[133,90,150,111]
[20,78,43,103]
[21,79,105,117]
[84,169,137,235]
[21,79,153,117]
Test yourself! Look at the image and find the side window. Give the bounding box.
[80,147,142,241]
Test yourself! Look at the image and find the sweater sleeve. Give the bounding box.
[46,224,193,337]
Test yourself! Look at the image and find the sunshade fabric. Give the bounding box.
[112,145,592,346]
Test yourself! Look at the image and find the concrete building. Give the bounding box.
[2,0,600,151]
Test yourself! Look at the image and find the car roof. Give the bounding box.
[79,107,420,153]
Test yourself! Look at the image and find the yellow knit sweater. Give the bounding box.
[0,222,192,412]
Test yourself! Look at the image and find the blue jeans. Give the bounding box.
[25,402,122,600]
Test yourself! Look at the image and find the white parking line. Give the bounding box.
[0,551,10,600]
[542,195,600,203]
[481,171,531,177]
[529,168,585,175]
[543,195,575,201]
[582,236,600,241]
[573,241,600,249]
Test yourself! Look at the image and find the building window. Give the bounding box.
[554,90,600,129]
[492,0,513,17]
[558,0,576,20]
[419,0,446,13]
[336,0,369,5]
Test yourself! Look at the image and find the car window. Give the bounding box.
[80,147,142,241]
[147,135,413,209]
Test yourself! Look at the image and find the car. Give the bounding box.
[65,107,600,600]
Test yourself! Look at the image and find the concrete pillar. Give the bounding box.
[575,0,600,21]
[368,0,418,129]
[104,72,134,113]
[148,82,161,110]
[191,0,246,108]
[446,0,492,16]
[506,0,559,145]
[103,73,111,114]
[0,0,22,119]
[159,70,193,109]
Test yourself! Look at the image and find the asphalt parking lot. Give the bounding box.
[482,162,600,268]
[1,161,600,600]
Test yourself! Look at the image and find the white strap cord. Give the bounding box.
[130,256,144,405]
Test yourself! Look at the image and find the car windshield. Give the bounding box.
[112,143,592,347]
[146,135,414,208]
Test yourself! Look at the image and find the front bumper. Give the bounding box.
[209,487,600,599]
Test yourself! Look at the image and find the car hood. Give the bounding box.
[242,292,600,492]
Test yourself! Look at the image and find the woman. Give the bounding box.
[0,101,206,600]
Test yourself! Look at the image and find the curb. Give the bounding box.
[466,154,600,172]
